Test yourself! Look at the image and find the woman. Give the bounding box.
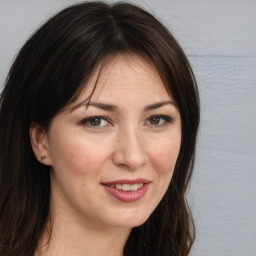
[0,2,200,256]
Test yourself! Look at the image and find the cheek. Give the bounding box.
[151,136,181,174]
[49,132,112,178]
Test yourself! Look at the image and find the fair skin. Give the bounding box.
[31,54,181,256]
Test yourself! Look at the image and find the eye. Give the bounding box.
[146,115,173,127]
[80,116,111,128]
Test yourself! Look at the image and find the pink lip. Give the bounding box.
[102,179,150,202]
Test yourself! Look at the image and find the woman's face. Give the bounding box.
[37,54,181,229]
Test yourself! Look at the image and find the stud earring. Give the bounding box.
[41,156,46,160]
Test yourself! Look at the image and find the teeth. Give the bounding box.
[116,184,122,190]
[109,183,144,191]
[122,184,130,191]
[130,184,138,191]
[138,183,143,189]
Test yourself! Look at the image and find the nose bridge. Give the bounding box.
[113,124,148,170]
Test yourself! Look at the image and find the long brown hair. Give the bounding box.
[0,2,200,255]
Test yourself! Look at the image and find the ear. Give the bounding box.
[30,123,52,166]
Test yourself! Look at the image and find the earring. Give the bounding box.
[41,156,46,160]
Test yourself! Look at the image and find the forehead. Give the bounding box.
[71,54,174,108]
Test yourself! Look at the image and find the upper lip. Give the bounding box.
[102,179,151,185]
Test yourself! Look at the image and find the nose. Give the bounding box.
[112,127,148,170]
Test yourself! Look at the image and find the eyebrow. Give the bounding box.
[144,101,176,111]
[70,101,117,112]
[70,100,175,112]
[85,102,117,111]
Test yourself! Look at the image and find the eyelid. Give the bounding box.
[80,116,112,128]
[145,115,174,127]
[79,114,174,129]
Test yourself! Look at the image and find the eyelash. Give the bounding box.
[80,115,174,129]
[146,115,174,127]
[80,116,112,128]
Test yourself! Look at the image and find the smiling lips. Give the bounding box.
[109,183,143,191]
[102,179,150,202]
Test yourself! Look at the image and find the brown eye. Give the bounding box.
[81,116,110,128]
[89,118,102,126]
[146,115,173,127]
[149,116,160,125]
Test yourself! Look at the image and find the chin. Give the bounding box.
[107,210,151,228]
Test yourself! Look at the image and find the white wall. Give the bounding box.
[1,0,255,255]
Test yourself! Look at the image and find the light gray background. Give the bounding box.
[0,1,255,255]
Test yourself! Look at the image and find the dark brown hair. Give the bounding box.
[0,2,200,256]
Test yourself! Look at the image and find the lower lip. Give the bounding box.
[103,183,150,202]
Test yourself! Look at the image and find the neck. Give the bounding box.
[36,216,131,256]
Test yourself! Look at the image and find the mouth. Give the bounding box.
[106,183,144,191]
[102,179,150,202]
